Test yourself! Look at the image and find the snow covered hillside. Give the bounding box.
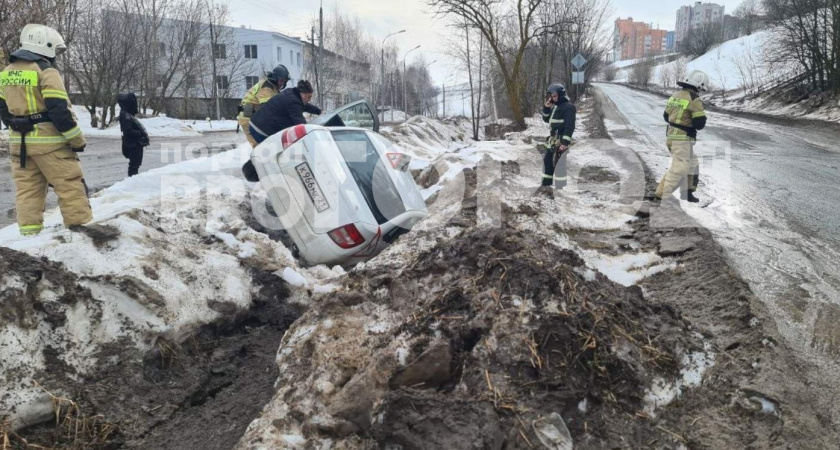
[616,30,788,92]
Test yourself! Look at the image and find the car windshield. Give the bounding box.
[331,130,406,225]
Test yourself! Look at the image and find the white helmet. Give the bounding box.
[20,24,67,59]
[679,70,710,91]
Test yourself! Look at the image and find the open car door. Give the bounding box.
[243,99,379,182]
[310,99,379,133]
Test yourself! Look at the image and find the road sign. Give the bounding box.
[571,53,587,70]
[572,71,585,84]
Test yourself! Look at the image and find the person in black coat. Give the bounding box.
[248,80,322,145]
[117,92,150,177]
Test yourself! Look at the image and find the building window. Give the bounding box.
[277,47,282,62]
[158,42,166,55]
[216,75,229,90]
[289,50,293,65]
[213,44,226,59]
[185,44,194,58]
[297,52,301,67]
[245,44,258,59]
[245,76,260,89]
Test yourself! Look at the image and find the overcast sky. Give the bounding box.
[229,0,748,87]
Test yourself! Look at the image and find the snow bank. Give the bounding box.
[72,105,237,138]
[378,109,407,122]
[235,98,698,449]
[0,144,342,430]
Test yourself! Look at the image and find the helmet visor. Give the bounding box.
[55,43,67,56]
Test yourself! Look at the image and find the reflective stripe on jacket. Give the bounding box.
[238,79,279,119]
[540,98,576,145]
[0,50,85,155]
[664,88,706,141]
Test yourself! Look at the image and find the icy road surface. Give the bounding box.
[595,82,840,371]
[0,131,240,227]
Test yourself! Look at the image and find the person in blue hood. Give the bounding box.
[117,92,149,177]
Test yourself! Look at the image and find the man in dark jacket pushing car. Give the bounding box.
[248,80,322,145]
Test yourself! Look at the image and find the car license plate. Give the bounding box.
[295,162,330,212]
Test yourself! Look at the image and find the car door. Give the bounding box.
[310,99,379,132]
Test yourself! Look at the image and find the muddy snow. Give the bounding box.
[2,96,839,449]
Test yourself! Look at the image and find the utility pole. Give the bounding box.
[207,2,221,120]
[318,1,323,102]
[380,30,405,120]
[311,27,319,104]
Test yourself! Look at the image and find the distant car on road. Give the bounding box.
[245,100,427,266]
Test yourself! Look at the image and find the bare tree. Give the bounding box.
[67,0,144,127]
[602,64,618,82]
[659,63,674,88]
[629,58,656,87]
[683,22,724,57]
[304,7,380,110]
[673,56,688,86]
[0,0,71,64]
[427,0,568,129]
[764,0,840,93]
[446,21,485,138]
[734,0,762,36]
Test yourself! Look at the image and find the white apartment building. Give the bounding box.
[228,26,304,98]
[675,2,725,48]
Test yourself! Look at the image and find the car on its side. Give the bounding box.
[244,100,427,266]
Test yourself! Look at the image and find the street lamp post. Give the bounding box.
[419,60,436,117]
[380,30,405,120]
[402,45,420,120]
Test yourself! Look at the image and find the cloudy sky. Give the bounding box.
[229,0,747,86]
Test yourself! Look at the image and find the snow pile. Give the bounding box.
[378,109,407,122]
[0,145,342,431]
[72,105,237,137]
[235,99,705,449]
[380,115,474,172]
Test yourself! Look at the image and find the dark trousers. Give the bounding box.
[123,145,144,177]
[542,147,568,189]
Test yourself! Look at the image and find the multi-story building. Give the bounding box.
[675,2,726,49]
[230,26,305,98]
[301,43,371,111]
[614,18,670,60]
[665,31,676,53]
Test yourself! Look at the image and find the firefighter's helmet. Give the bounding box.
[20,24,66,59]
[546,83,566,98]
[679,70,710,91]
[267,65,290,87]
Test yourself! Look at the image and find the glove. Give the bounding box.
[557,144,569,152]
[72,145,86,153]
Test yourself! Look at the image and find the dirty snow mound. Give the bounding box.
[380,115,474,170]
[236,226,703,449]
[0,146,342,434]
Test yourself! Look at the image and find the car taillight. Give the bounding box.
[328,224,366,249]
[281,124,308,150]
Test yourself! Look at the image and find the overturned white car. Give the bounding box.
[244,100,428,266]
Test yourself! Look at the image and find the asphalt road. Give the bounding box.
[595,83,840,371]
[0,131,242,227]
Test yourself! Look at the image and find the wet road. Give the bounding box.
[0,131,242,227]
[595,83,840,371]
